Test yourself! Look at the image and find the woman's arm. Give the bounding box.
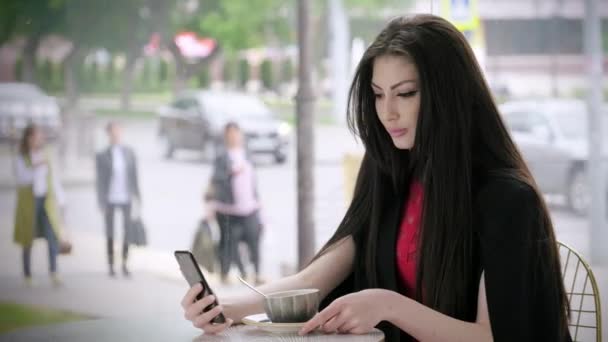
[14,155,34,186]
[49,155,66,207]
[385,273,492,342]
[219,236,356,323]
[300,273,492,341]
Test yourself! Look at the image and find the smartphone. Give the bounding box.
[174,250,226,324]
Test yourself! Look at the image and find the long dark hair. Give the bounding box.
[19,123,38,156]
[314,14,568,335]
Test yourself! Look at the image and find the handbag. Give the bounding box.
[57,209,72,255]
[128,218,148,247]
[191,220,216,273]
[59,239,73,255]
[127,200,147,247]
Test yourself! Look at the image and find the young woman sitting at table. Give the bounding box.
[180,14,571,342]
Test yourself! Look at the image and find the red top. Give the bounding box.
[396,181,424,299]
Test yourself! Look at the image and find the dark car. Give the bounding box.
[501,99,608,214]
[158,90,291,163]
[0,83,62,142]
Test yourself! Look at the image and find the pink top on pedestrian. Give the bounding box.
[213,148,260,217]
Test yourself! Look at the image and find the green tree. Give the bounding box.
[196,0,291,52]
[238,59,250,88]
[221,53,236,84]
[280,58,294,83]
[0,0,68,83]
[76,61,88,93]
[159,59,168,84]
[197,66,210,89]
[260,59,274,90]
[89,60,99,92]
[106,58,116,91]
[51,62,63,92]
[39,59,54,91]
[14,57,23,81]
[140,59,152,91]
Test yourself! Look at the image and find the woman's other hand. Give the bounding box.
[299,289,393,336]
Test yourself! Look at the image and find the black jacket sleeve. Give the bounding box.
[475,178,571,342]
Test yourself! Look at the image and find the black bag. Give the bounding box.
[128,218,148,247]
[191,220,216,273]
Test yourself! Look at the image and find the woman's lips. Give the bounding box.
[388,128,408,138]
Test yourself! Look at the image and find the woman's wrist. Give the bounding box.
[379,289,411,324]
[222,295,263,324]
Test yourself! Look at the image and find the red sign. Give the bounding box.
[174,32,217,59]
[144,32,217,60]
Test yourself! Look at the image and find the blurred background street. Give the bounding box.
[0,0,606,340]
[0,112,603,322]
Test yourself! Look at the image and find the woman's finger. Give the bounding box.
[299,302,341,335]
[203,318,234,335]
[185,295,216,321]
[192,305,224,328]
[337,319,359,334]
[322,312,347,333]
[181,283,204,309]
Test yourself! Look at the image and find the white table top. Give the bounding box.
[0,317,385,342]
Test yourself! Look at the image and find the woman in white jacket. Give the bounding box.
[13,124,65,287]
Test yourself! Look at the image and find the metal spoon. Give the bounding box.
[237,276,268,298]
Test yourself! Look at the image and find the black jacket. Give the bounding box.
[95,145,141,208]
[321,174,572,342]
[211,149,258,205]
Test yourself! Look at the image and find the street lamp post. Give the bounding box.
[585,0,607,265]
[296,0,316,269]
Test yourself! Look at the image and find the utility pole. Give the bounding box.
[329,0,349,124]
[585,0,607,265]
[296,0,316,269]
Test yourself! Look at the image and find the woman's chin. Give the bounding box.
[392,139,413,150]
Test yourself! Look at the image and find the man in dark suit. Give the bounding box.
[95,122,141,277]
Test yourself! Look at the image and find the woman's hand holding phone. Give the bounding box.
[181,283,234,334]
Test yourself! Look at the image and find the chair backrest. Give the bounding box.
[558,241,602,342]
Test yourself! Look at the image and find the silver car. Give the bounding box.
[158,90,291,163]
[500,99,608,214]
[0,83,62,142]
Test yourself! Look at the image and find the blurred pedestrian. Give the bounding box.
[191,186,221,273]
[13,124,66,287]
[211,122,264,285]
[95,121,141,277]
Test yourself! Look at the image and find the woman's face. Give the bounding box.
[372,54,421,150]
[28,128,45,150]
[225,126,243,148]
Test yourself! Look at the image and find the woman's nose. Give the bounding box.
[380,98,399,122]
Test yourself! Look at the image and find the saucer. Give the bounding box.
[241,313,306,334]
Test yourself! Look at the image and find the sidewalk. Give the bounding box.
[1,209,606,341]
[0,225,247,321]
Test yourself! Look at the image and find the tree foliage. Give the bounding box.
[196,0,291,52]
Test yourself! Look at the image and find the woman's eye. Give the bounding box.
[374,93,383,99]
[398,91,418,98]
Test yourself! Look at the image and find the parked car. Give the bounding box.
[0,82,62,142]
[500,99,608,215]
[158,90,291,163]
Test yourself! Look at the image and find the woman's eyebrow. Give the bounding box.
[371,79,417,90]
